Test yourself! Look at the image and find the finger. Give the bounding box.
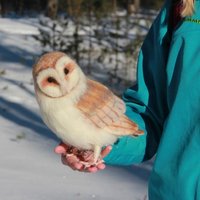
[64,155,85,171]
[54,142,68,154]
[80,151,93,162]
[97,163,106,170]
[87,166,98,173]
[61,154,80,170]
[74,162,84,170]
[61,154,69,165]
[61,154,77,165]
[55,146,66,154]
[101,146,112,158]
[66,154,79,164]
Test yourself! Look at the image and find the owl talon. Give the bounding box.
[80,159,104,169]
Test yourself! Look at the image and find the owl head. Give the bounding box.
[33,52,83,98]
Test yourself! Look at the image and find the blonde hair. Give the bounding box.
[181,0,195,17]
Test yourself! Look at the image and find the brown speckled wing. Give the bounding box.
[76,79,143,136]
[106,115,143,136]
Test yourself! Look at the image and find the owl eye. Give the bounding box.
[47,77,58,84]
[64,68,69,75]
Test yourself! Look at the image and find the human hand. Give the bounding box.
[54,142,112,173]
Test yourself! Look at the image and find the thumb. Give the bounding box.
[54,142,68,154]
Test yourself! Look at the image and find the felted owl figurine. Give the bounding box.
[32,51,144,165]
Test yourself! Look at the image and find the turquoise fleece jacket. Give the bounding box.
[104,0,200,199]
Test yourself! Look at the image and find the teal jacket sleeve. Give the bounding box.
[104,3,171,165]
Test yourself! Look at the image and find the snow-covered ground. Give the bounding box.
[0,17,152,200]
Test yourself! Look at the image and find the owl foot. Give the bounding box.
[65,147,100,164]
[80,159,104,168]
[76,149,103,168]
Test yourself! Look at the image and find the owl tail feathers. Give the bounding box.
[106,114,144,137]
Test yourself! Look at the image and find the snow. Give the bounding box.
[0,17,152,200]
[0,18,39,35]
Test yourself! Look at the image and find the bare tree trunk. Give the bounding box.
[112,0,117,12]
[87,0,93,74]
[134,0,140,12]
[66,0,72,16]
[73,0,83,17]
[19,0,24,15]
[46,0,58,19]
[67,0,83,17]
[141,0,149,8]
[127,0,140,13]
[0,0,5,16]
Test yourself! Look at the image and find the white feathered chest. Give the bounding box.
[36,88,117,150]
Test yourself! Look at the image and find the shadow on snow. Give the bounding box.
[0,97,58,141]
[0,41,37,67]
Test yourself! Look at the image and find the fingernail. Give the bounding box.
[88,167,97,173]
[74,163,82,170]
[54,146,66,154]
[98,164,106,170]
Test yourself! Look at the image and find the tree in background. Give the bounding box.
[0,0,4,16]
[0,0,164,17]
[46,0,58,19]
[66,0,83,17]
[0,0,48,16]
[126,0,140,13]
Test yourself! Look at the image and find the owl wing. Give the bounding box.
[76,79,143,136]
